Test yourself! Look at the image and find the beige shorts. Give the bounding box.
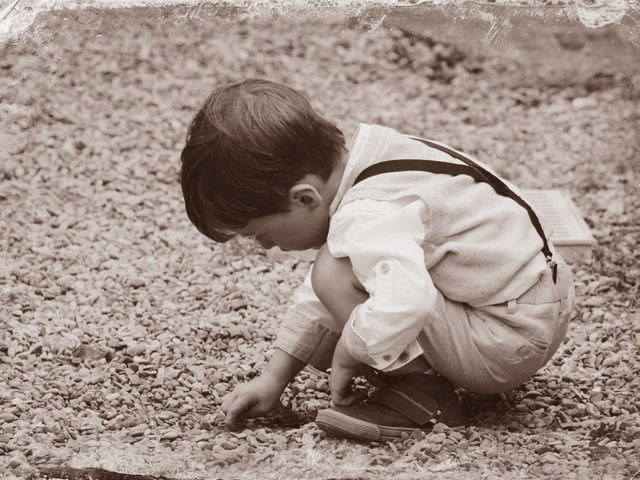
[417,256,576,394]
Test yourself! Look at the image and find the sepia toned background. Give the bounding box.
[1,2,639,478]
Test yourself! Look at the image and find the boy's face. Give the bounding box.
[236,207,330,252]
[234,180,332,252]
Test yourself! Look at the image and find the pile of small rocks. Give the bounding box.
[0,5,638,479]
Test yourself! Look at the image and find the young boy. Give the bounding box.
[180,78,575,441]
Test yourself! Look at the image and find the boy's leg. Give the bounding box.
[311,245,431,375]
[312,244,574,395]
[417,256,575,394]
[311,245,465,440]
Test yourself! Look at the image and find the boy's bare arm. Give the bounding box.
[263,347,307,387]
[221,348,306,427]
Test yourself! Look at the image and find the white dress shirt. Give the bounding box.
[273,123,549,372]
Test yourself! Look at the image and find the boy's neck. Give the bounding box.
[322,147,350,212]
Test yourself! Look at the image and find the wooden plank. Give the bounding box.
[523,189,596,262]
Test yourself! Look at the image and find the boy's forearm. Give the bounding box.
[263,347,307,389]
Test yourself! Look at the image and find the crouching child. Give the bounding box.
[179,78,576,441]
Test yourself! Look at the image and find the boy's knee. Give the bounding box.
[311,245,336,300]
[311,245,359,301]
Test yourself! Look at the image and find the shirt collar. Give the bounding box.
[329,123,374,217]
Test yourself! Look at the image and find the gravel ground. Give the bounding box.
[1,4,639,480]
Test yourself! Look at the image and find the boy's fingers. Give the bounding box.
[224,396,257,427]
[330,373,355,406]
[220,391,237,413]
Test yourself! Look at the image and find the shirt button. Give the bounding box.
[380,262,390,273]
[398,351,408,361]
[517,346,531,359]
[382,354,391,361]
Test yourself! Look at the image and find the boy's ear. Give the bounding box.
[289,183,322,208]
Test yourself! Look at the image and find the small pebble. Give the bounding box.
[0,413,17,422]
[431,423,449,434]
[129,277,146,288]
[161,430,180,441]
[429,433,447,444]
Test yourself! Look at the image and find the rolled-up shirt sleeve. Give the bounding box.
[273,270,340,372]
[328,198,438,372]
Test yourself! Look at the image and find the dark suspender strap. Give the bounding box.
[354,159,477,183]
[352,137,558,283]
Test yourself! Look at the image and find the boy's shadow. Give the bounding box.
[236,404,315,430]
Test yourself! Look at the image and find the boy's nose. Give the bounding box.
[257,236,275,250]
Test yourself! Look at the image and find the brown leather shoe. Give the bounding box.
[315,373,466,441]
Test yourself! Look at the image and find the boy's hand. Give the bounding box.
[221,348,306,429]
[329,340,369,407]
[221,372,286,428]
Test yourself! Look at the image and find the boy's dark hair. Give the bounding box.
[180,78,346,242]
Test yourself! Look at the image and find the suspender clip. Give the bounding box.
[546,255,558,284]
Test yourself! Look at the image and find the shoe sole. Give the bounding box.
[315,409,432,442]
